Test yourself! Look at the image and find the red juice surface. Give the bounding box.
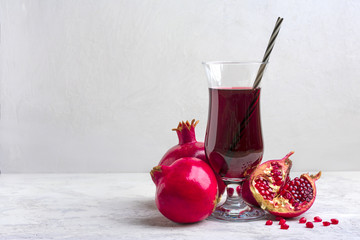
[205,87,263,178]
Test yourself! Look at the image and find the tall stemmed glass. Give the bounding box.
[203,61,267,221]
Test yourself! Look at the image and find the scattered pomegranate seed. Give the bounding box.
[306,222,314,228]
[331,218,339,224]
[265,220,273,225]
[323,221,331,226]
[280,224,289,230]
[314,216,322,222]
[275,216,284,221]
[279,219,286,225]
[299,217,307,223]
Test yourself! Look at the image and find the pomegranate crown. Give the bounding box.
[172,119,199,144]
[150,165,164,185]
[282,151,294,168]
[172,119,199,132]
[309,171,322,181]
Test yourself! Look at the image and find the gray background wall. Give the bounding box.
[1,0,359,173]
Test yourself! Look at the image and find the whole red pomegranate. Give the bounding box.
[150,157,218,223]
[242,152,321,218]
[158,119,225,196]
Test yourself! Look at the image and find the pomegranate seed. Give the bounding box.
[299,217,307,223]
[331,219,339,224]
[271,162,280,168]
[306,222,314,228]
[323,221,331,226]
[314,216,322,222]
[279,219,286,225]
[265,220,273,225]
[272,171,280,176]
[275,216,284,221]
[280,224,289,230]
[284,192,291,199]
[275,180,282,186]
[274,176,282,181]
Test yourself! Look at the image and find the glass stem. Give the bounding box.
[226,183,241,201]
[210,180,265,221]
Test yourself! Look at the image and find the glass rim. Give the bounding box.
[202,60,268,65]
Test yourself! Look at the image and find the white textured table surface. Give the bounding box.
[0,172,359,240]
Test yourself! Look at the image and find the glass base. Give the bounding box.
[210,199,265,222]
[208,183,265,222]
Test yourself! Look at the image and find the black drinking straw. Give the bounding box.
[253,17,283,88]
[230,17,283,150]
[229,89,261,150]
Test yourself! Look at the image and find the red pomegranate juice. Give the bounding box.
[205,87,263,179]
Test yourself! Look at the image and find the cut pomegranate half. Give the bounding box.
[243,152,321,218]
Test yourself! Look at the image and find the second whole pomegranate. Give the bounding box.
[150,157,218,223]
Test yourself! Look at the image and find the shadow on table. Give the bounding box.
[119,199,199,228]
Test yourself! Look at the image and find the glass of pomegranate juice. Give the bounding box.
[203,61,267,221]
